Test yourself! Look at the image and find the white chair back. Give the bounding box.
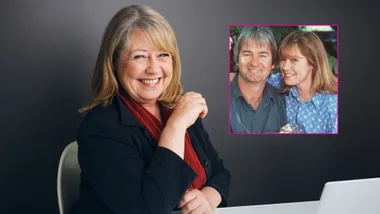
[57,141,81,214]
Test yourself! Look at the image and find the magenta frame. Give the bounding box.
[227,24,339,135]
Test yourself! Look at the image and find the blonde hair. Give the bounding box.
[80,5,182,114]
[278,31,337,95]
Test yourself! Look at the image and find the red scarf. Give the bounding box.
[117,92,207,189]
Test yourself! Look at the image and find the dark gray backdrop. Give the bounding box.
[1,0,379,213]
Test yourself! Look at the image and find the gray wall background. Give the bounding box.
[1,0,379,213]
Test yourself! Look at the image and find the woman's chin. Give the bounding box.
[140,94,163,103]
[284,80,297,86]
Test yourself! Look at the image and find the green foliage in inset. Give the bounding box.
[328,55,337,76]
[270,26,300,44]
[230,26,243,39]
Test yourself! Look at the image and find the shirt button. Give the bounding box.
[204,160,209,167]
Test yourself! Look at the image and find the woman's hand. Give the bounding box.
[178,189,215,214]
[167,92,208,130]
[158,92,207,159]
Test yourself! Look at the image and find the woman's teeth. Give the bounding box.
[141,78,159,84]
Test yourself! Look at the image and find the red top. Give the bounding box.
[117,92,207,189]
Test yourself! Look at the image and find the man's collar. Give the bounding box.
[262,83,276,106]
[231,73,275,105]
[230,73,243,99]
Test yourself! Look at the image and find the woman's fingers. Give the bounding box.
[169,92,208,129]
[199,103,208,118]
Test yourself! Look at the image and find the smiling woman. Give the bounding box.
[115,29,174,113]
[268,30,338,133]
[71,5,230,214]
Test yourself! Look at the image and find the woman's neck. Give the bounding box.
[296,80,313,103]
[142,102,162,123]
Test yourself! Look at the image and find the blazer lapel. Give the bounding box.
[115,96,158,148]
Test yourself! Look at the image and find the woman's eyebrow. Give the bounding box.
[130,49,148,53]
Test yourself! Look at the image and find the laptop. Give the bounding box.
[317,177,380,214]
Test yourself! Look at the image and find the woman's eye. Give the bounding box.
[134,55,146,59]
[158,53,170,57]
[291,59,298,62]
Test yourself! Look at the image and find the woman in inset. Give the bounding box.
[268,31,338,133]
[70,5,230,214]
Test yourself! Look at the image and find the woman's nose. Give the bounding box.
[146,57,160,74]
[281,60,291,70]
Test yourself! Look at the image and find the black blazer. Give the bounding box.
[70,96,230,214]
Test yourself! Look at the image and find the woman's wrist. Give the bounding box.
[166,117,187,132]
[158,121,187,159]
[165,119,187,134]
[201,186,222,210]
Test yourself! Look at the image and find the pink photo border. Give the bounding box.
[227,24,339,135]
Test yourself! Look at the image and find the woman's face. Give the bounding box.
[116,29,173,105]
[280,45,313,88]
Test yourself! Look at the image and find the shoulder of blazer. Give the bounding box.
[81,101,120,129]
[77,96,148,146]
[77,100,124,140]
[80,96,144,129]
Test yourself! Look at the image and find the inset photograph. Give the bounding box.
[228,25,338,134]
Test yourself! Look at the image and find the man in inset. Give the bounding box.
[230,26,286,133]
